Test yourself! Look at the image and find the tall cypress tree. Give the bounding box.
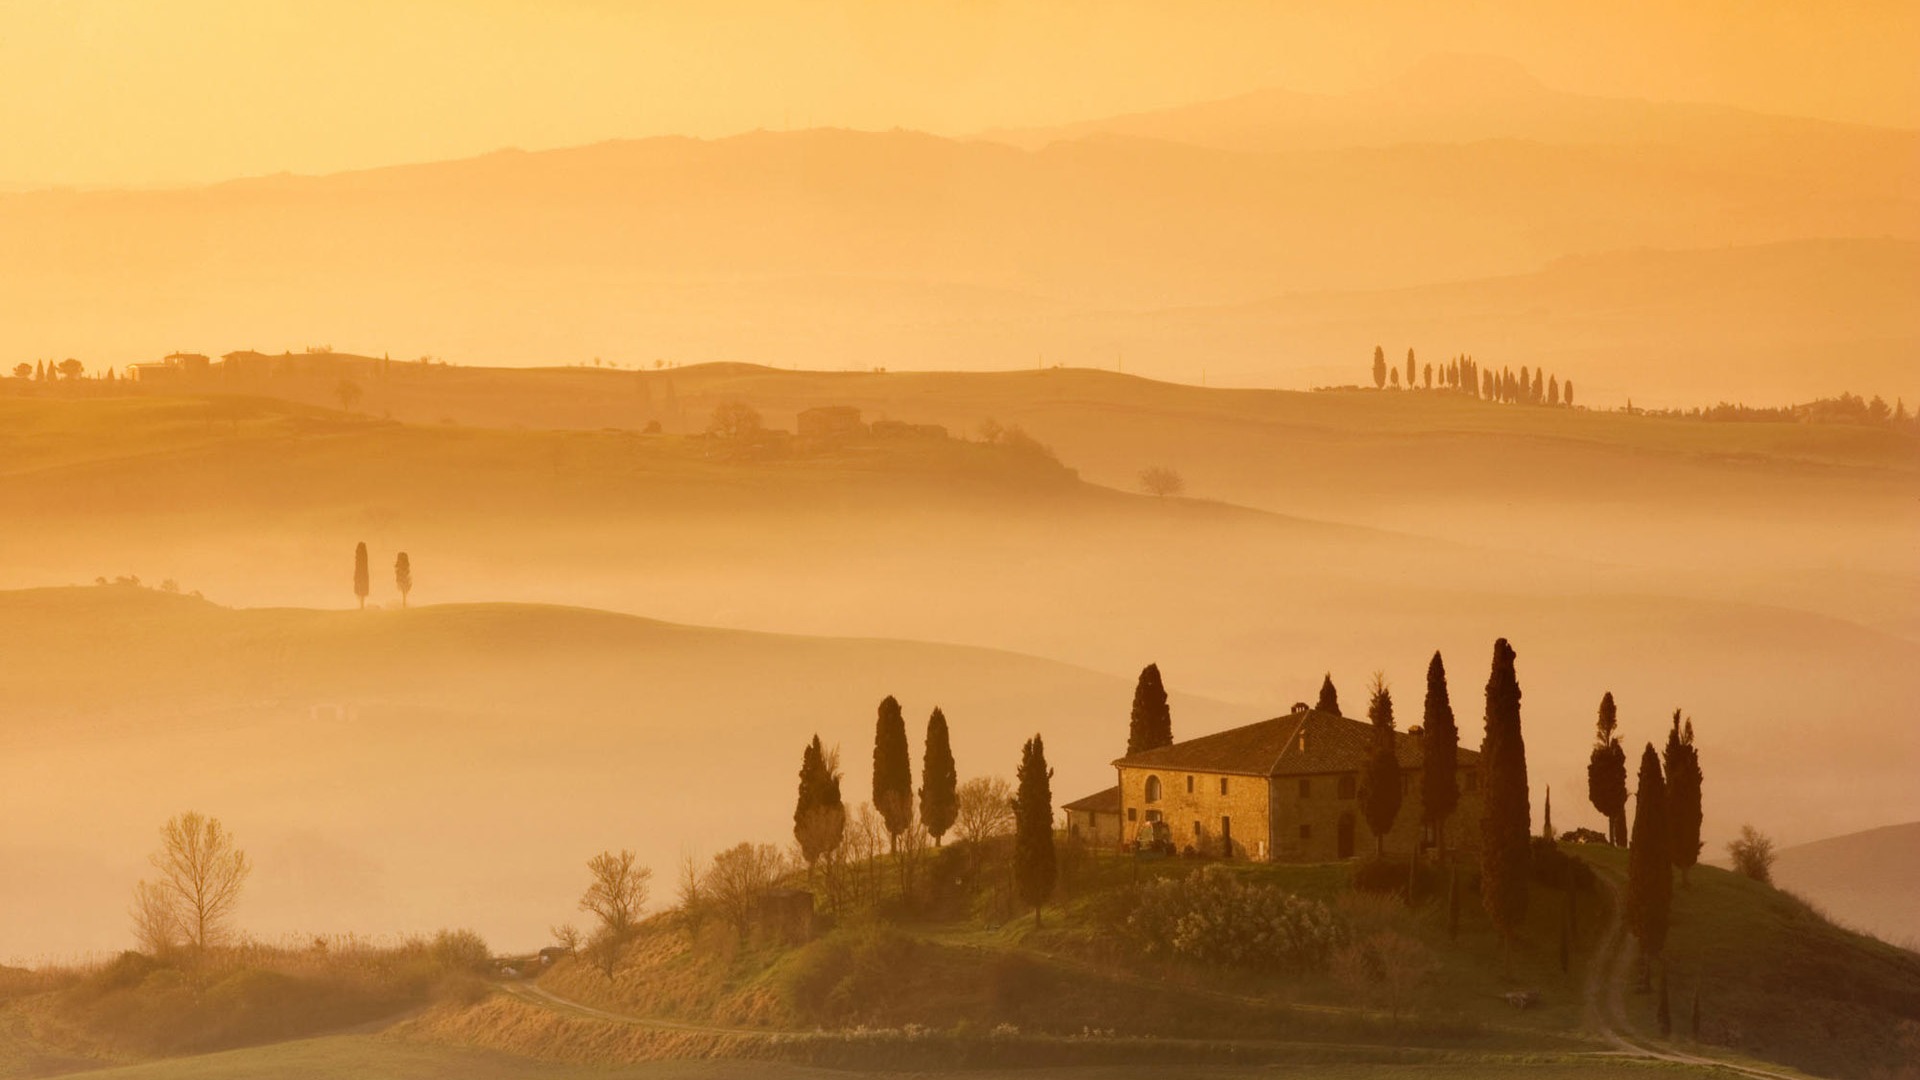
[871,696,913,852]
[353,542,370,610]
[394,551,412,609]
[1358,676,1402,858]
[1588,692,1629,845]
[1664,712,1704,886]
[1127,664,1172,754]
[1405,348,1416,388]
[1626,743,1673,966]
[1316,673,1341,716]
[1421,651,1460,859]
[919,708,959,846]
[1013,734,1056,926]
[1479,638,1531,970]
[1372,346,1387,389]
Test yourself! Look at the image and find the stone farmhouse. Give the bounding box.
[1063,703,1483,862]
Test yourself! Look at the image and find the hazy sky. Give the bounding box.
[4,0,1916,188]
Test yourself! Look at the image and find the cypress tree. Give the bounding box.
[794,735,845,871]
[394,551,412,609]
[871,696,913,852]
[1316,673,1341,716]
[1544,786,1554,839]
[1626,744,1672,964]
[1013,734,1056,926]
[1358,675,1403,858]
[1405,348,1416,388]
[1372,346,1387,389]
[1479,638,1531,970]
[1420,651,1459,859]
[1664,712,1704,886]
[1565,380,1575,407]
[1588,693,1629,845]
[919,708,959,846]
[353,542,370,610]
[1126,664,1172,754]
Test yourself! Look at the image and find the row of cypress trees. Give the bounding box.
[1369,345,1574,406]
[792,698,1057,923]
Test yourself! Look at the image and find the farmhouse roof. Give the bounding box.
[1062,785,1121,813]
[1112,708,1478,777]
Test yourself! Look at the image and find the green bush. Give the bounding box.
[1127,866,1344,971]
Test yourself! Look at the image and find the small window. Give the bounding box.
[1146,809,1162,822]
[1193,820,1203,837]
[1298,777,1311,798]
[1186,775,1195,794]
[1145,775,1162,803]
[1299,823,1312,840]
[1219,777,1229,795]
[1338,774,1356,799]
[1127,807,1138,822]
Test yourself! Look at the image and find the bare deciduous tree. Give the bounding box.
[1727,825,1776,885]
[703,842,787,938]
[130,879,182,956]
[1138,466,1185,498]
[579,849,651,941]
[707,400,763,441]
[955,776,1015,846]
[145,811,251,951]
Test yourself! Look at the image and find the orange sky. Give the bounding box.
[3,0,1916,188]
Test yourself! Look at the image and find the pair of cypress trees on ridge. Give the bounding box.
[793,697,1057,924]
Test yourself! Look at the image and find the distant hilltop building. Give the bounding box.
[125,352,209,382]
[1064,704,1483,862]
[797,405,865,440]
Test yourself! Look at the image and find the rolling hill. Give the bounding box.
[0,586,1249,961]
[1773,823,1920,947]
[3,55,1914,404]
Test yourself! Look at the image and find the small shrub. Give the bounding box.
[428,929,492,974]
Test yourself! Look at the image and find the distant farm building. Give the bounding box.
[1066,705,1483,862]
[127,352,210,382]
[797,406,866,440]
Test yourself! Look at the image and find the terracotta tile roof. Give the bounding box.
[1062,785,1121,813]
[1111,708,1479,777]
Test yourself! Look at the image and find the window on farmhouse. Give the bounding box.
[1127,807,1137,822]
[1298,777,1311,798]
[1219,777,1229,795]
[1338,774,1356,799]
[1186,775,1194,794]
[1145,775,1162,802]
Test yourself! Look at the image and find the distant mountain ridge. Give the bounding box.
[979,53,1920,153]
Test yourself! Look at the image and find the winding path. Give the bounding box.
[1582,868,1805,1080]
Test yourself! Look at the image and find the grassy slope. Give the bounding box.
[1582,846,1920,1079]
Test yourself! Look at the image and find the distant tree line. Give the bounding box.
[1637,392,1917,431]
[1369,345,1574,407]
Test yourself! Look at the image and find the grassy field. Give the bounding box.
[34,1031,1728,1080]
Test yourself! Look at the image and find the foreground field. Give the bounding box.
[47,1035,1734,1080]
